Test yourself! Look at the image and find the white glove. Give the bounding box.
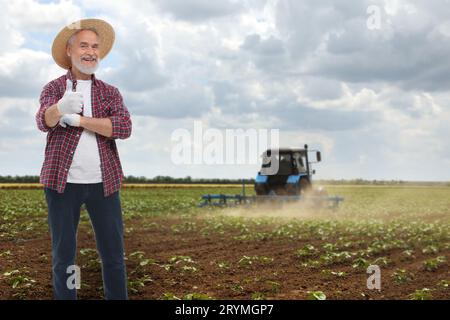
[57,79,83,115]
[59,114,81,128]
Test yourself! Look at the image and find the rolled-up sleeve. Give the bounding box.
[36,83,59,133]
[109,88,132,140]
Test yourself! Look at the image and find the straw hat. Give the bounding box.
[52,18,115,70]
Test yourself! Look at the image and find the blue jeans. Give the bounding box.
[44,183,128,300]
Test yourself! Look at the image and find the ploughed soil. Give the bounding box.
[0,215,449,300]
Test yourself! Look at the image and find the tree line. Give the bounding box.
[0,175,253,184]
[0,175,448,186]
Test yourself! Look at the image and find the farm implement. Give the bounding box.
[199,145,344,209]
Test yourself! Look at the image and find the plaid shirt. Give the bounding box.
[36,70,132,197]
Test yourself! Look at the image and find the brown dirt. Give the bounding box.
[0,216,448,300]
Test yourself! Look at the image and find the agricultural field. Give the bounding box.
[0,184,449,300]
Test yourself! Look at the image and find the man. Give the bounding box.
[35,19,131,300]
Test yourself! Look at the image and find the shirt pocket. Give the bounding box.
[96,96,112,117]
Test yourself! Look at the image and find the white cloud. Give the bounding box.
[4,0,83,34]
[0,49,62,98]
[1,0,450,181]
[152,0,244,22]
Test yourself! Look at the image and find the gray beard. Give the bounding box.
[72,58,100,75]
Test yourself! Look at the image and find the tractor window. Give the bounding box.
[278,154,292,175]
[261,154,279,168]
[293,153,306,172]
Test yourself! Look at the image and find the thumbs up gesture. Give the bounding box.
[57,79,83,115]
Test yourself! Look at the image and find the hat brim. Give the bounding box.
[52,18,115,70]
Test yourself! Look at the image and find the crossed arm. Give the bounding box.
[80,117,113,138]
[44,104,113,138]
[38,84,131,140]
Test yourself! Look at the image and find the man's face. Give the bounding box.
[67,29,100,75]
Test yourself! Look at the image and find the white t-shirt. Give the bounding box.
[67,80,102,183]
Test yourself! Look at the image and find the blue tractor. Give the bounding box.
[254,145,320,196]
[199,145,343,208]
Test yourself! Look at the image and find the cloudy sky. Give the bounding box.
[1,0,450,181]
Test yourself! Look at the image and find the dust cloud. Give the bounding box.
[218,194,342,221]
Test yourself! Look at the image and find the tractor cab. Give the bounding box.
[255,145,321,196]
[261,149,308,176]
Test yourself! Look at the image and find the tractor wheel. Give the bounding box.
[299,178,312,195]
[285,183,300,196]
[255,184,268,196]
[269,187,287,196]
